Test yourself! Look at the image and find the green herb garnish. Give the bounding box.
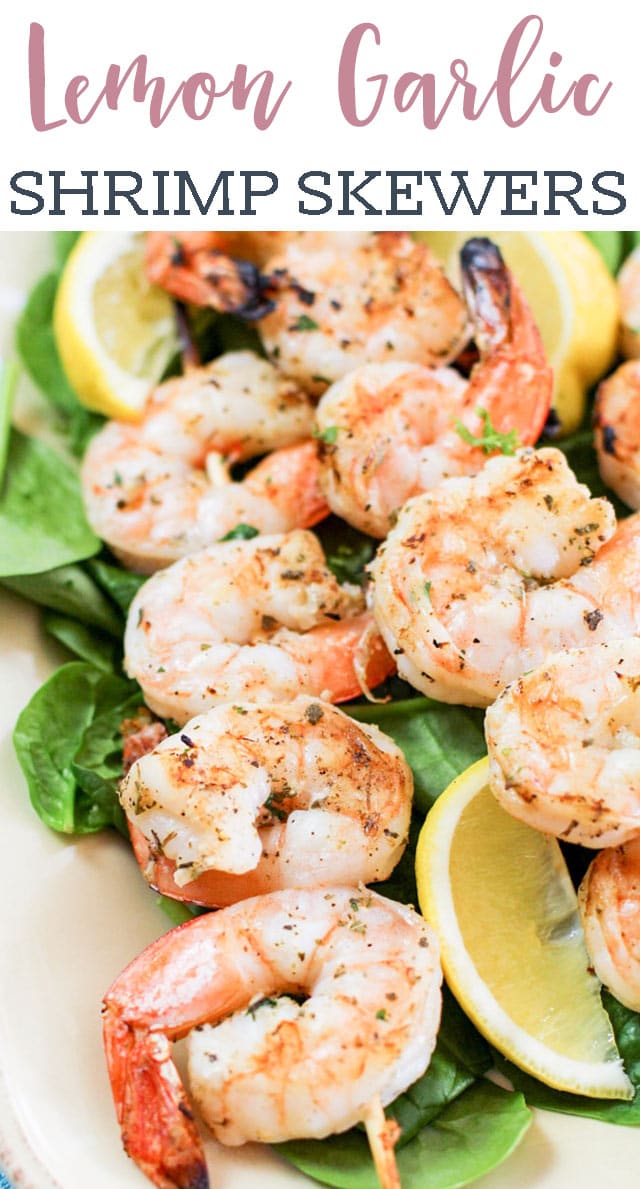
[455,408,520,456]
[220,523,260,541]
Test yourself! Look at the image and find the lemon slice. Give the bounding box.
[54,232,180,420]
[416,231,619,435]
[416,757,633,1099]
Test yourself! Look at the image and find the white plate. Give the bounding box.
[0,232,638,1189]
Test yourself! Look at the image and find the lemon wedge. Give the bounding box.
[416,757,633,1099]
[54,232,180,420]
[416,231,619,435]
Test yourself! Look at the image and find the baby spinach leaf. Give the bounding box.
[605,991,640,1090]
[493,1055,640,1127]
[192,306,265,361]
[2,563,122,635]
[624,231,640,256]
[436,987,493,1080]
[88,558,146,614]
[373,817,420,906]
[389,1048,476,1147]
[493,991,640,1126]
[276,1082,530,1189]
[16,273,79,416]
[348,698,486,813]
[0,430,100,576]
[0,360,18,487]
[54,231,81,269]
[315,516,377,586]
[13,661,140,836]
[15,269,102,455]
[388,990,492,1145]
[71,674,143,834]
[43,611,118,673]
[155,894,199,926]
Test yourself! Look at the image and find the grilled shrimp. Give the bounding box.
[617,244,640,360]
[369,447,640,706]
[257,231,469,394]
[594,359,640,510]
[579,837,640,1011]
[81,351,327,572]
[486,639,640,848]
[145,232,281,317]
[120,697,413,906]
[102,888,442,1189]
[125,529,394,723]
[315,238,552,536]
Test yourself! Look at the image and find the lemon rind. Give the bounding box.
[417,758,634,1101]
[54,231,177,421]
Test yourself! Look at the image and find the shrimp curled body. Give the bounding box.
[486,639,640,848]
[102,888,442,1189]
[370,447,640,707]
[594,359,640,510]
[81,351,326,573]
[144,232,283,317]
[617,245,640,361]
[579,838,640,1011]
[258,232,469,395]
[125,529,393,724]
[315,238,552,537]
[120,697,413,905]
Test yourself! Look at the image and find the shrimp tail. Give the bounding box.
[146,232,274,320]
[103,1010,208,1189]
[243,440,330,528]
[460,237,512,352]
[460,237,553,447]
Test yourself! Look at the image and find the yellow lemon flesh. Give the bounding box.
[416,757,633,1099]
[54,232,180,421]
[416,231,619,435]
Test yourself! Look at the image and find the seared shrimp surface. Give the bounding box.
[594,359,640,510]
[486,639,640,848]
[617,245,640,360]
[368,447,640,706]
[102,888,441,1188]
[258,231,468,394]
[82,351,326,572]
[120,697,413,904]
[315,238,551,536]
[579,838,640,1011]
[125,529,393,723]
[145,231,283,317]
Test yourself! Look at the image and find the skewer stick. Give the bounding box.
[363,1096,402,1189]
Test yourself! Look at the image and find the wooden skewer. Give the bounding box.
[363,1096,402,1189]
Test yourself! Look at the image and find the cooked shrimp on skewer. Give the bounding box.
[594,360,640,509]
[617,244,640,360]
[257,231,469,394]
[486,639,640,848]
[82,351,327,572]
[120,696,412,906]
[579,837,640,1011]
[144,232,368,317]
[316,238,552,537]
[102,887,442,1189]
[145,232,283,318]
[125,529,394,723]
[369,447,640,707]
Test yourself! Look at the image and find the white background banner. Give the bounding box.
[0,0,636,228]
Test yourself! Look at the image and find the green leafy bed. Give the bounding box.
[3,230,640,1189]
